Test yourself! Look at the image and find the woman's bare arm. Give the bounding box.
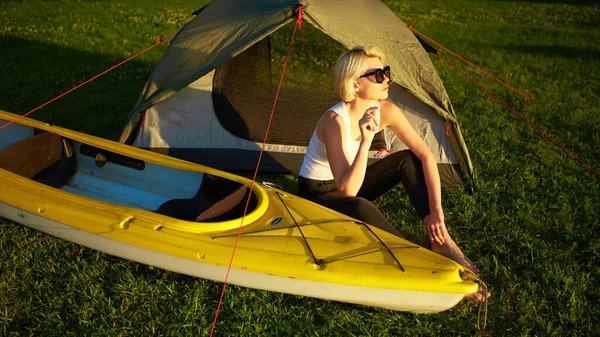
[319,109,378,196]
[380,100,446,244]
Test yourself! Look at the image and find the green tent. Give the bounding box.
[120,0,475,190]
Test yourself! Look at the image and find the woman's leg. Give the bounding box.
[358,150,429,219]
[298,177,402,237]
[314,192,403,237]
[357,151,481,273]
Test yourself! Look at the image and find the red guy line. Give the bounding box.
[408,26,532,100]
[437,52,600,178]
[0,40,162,131]
[209,5,304,336]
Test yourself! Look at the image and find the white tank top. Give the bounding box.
[299,101,377,181]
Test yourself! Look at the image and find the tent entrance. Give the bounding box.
[213,23,380,148]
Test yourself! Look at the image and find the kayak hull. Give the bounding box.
[1,201,464,313]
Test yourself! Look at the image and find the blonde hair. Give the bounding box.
[333,45,387,102]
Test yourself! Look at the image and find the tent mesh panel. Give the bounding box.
[212,23,386,149]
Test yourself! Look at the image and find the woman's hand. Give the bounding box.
[359,107,379,144]
[424,210,447,245]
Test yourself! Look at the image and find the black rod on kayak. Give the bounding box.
[357,222,406,273]
[275,192,323,266]
[210,219,366,238]
[321,245,419,265]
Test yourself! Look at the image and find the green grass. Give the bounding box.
[1,0,599,335]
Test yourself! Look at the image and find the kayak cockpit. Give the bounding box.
[0,130,77,189]
[154,174,257,223]
[0,124,260,227]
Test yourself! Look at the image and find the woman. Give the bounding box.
[298,46,488,300]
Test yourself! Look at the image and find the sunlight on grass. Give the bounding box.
[1,0,599,336]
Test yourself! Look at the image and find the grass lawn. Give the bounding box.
[1,0,599,335]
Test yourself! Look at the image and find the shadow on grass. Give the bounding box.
[502,43,600,61]
[487,0,600,5]
[467,39,600,62]
[0,36,159,140]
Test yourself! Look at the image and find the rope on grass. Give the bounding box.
[436,52,600,179]
[0,40,162,131]
[461,269,491,335]
[408,26,532,100]
[208,5,305,337]
[476,281,489,332]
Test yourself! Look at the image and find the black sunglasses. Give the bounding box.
[359,66,390,83]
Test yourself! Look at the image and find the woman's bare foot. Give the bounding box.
[431,237,479,273]
[465,289,491,302]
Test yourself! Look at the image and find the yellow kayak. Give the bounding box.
[0,109,479,313]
